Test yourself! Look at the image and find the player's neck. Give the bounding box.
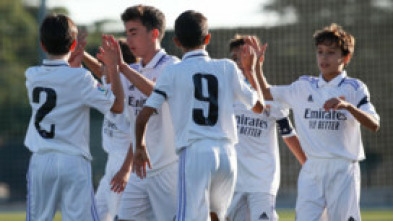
[46,53,70,61]
[141,45,161,67]
[321,70,342,82]
[182,45,205,53]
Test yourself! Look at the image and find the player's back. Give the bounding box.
[25,60,114,160]
[155,50,256,151]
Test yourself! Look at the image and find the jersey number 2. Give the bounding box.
[33,87,56,139]
[192,73,218,126]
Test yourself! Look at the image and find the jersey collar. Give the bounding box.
[42,59,69,67]
[139,49,167,70]
[182,49,208,60]
[317,70,347,88]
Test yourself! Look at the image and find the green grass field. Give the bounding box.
[1,209,392,221]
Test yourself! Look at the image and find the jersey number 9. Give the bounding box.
[192,73,218,126]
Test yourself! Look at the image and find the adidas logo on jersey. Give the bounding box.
[307,94,313,102]
[259,212,269,220]
[129,84,135,91]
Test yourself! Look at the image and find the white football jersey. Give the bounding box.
[123,50,179,173]
[145,49,258,152]
[24,59,115,160]
[270,71,380,161]
[101,74,132,158]
[234,101,293,194]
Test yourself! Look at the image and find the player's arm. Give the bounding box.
[119,62,155,96]
[323,97,380,132]
[68,31,87,68]
[82,51,105,79]
[133,106,155,179]
[240,44,264,113]
[283,136,307,165]
[97,35,124,113]
[277,117,307,165]
[111,143,133,193]
[244,36,274,100]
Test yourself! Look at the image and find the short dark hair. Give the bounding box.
[229,34,246,52]
[40,14,77,55]
[313,23,355,56]
[117,38,137,64]
[174,10,208,49]
[121,5,166,41]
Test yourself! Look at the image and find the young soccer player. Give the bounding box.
[133,10,265,221]
[89,38,137,221]
[24,14,124,221]
[99,5,180,221]
[226,35,306,221]
[256,24,380,220]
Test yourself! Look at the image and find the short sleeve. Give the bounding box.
[145,67,173,110]
[355,83,380,122]
[81,71,115,114]
[231,63,258,109]
[270,83,297,107]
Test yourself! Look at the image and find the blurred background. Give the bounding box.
[0,0,392,213]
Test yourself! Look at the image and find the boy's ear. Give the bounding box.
[152,28,160,40]
[173,37,182,48]
[343,53,352,65]
[204,33,211,45]
[40,42,48,52]
[70,39,77,52]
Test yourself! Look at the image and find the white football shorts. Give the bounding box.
[26,152,99,221]
[296,158,361,221]
[227,192,278,221]
[176,139,237,221]
[117,162,178,221]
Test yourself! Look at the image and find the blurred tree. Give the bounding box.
[0,0,38,141]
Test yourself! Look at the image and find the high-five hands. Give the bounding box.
[69,31,87,67]
[96,35,121,67]
[244,35,268,64]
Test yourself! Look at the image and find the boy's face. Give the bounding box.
[316,42,347,78]
[230,46,244,72]
[124,19,156,59]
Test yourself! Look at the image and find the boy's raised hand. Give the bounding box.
[69,31,87,67]
[240,44,257,82]
[244,35,268,64]
[97,35,121,67]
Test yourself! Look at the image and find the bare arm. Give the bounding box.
[283,136,307,165]
[68,32,87,68]
[97,35,124,113]
[240,44,265,113]
[324,98,380,132]
[83,51,105,79]
[244,36,274,100]
[133,106,156,179]
[119,62,155,96]
[255,61,274,100]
